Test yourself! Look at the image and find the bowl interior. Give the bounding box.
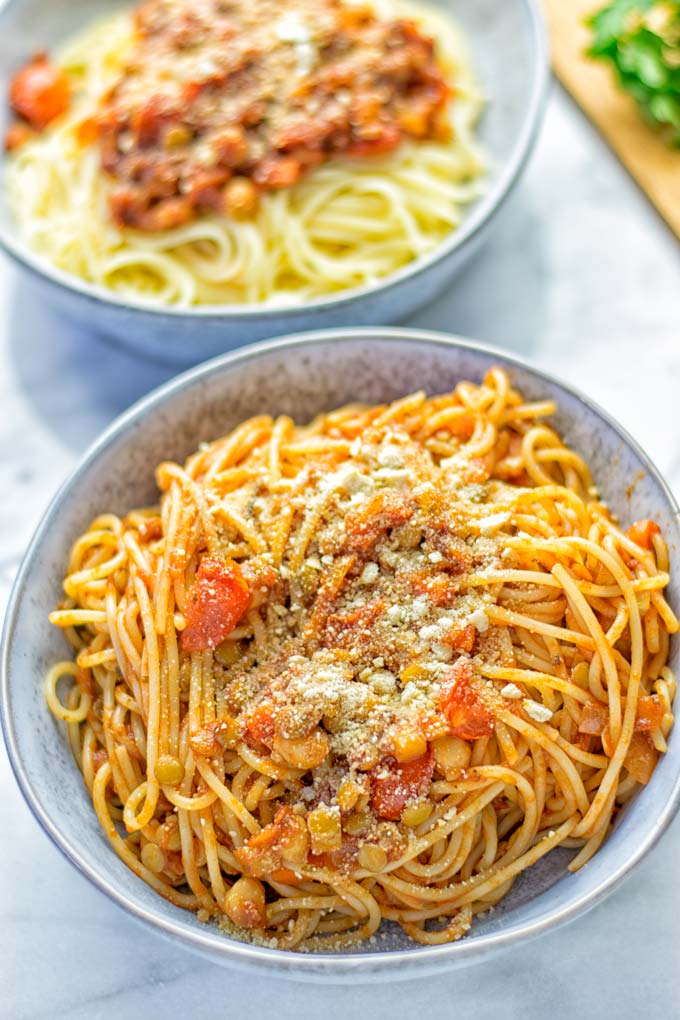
[0,0,545,315]
[3,331,679,978]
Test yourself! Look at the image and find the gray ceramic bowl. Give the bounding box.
[0,0,548,366]
[3,328,679,982]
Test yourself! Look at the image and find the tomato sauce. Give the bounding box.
[7,0,452,230]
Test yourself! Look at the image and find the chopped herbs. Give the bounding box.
[588,0,680,145]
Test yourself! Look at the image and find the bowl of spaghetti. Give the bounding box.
[2,328,679,979]
[0,0,547,364]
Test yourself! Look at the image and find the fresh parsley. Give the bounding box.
[588,0,680,145]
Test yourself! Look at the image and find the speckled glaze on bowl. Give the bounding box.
[2,329,679,982]
[0,0,548,366]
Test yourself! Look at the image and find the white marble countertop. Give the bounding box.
[2,84,680,1019]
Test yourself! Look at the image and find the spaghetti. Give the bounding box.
[5,0,484,307]
[47,368,677,950]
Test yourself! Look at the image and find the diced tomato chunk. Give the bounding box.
[624,731,658,785]
[235,805,309,877]
[635,695,665,734]
[131,93,176,147]
[182,81,202,104]
[137,515,163,542]
[469,457,492,483]
[345,124,401,157]
[425,528,472,573]
[4,120,34,150]
[579,696,665,739]
[405,570,460,607]
[440,658,494,740]
[118,192,195,231]
[181,556,250,652]
[211,125,249,167]
[326,599,384,646]
[370,750,434,821]
[343,490,416,554]
[578,700,609,736]
[246,701,276,747]
[447,413,476,441]
[10,54,70,129]
[272,118,325,151]
[337,4,373,30]
[254,155,302,188]
[270,867,301,885]
[627,519,661,550]
[314,833,362,872]
[445,624,476,655]
[190,721,222,757]
[184,167,230,208]
[75,116,99,146]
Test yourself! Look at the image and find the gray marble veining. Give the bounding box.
[1,88,680,1018]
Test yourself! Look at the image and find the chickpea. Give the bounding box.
[432,734,471,779]
[140,841,165,874]
[224,877,266,929]
[357,844,388,873]
[401,800,433,827]
[223,177,259,218]
[392,727,427,763]
[307,805,342,853]
[155,754,185,786]
[272,729,329,770]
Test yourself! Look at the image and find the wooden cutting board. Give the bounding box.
[543,0,680,239]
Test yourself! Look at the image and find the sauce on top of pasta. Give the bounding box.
[7,0,453,230]
[45,371,677,948]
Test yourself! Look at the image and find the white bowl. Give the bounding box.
[0,0,548,365]
[2,328,679,981]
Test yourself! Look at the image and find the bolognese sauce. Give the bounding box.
[8,0,453,229]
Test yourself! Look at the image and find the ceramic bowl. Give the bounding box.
[0,0,548,365]
[3,328,679,981]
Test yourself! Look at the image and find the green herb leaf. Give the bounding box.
[587,0,680,145]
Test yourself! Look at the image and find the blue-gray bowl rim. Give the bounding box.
[3,326,679,979]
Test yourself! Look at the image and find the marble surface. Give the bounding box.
[1,84,680,1019]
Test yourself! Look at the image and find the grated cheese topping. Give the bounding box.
[523,699,553,723]
[204,418,526,817]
